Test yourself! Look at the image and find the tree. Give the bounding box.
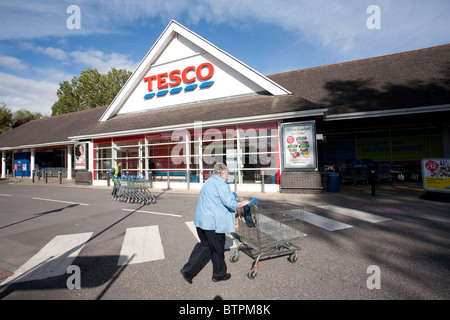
[0,103,13,134]
[11,109,43,128]
[0,103,42,133]
[51,67,132,116]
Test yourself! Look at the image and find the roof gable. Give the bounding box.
[99,20,290,121]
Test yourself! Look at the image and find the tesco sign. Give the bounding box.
[143,62,215,99]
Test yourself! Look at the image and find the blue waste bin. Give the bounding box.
[327,172,340,192]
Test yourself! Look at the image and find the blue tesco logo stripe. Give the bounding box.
[199,81,214,88]
[143,81,214,99]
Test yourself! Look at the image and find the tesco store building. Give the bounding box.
[1,21,449,193]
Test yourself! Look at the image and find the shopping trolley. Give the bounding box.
[113,176,156,204]
[229,197,306,279]
[340,164,369,186]
[375,163,392,184]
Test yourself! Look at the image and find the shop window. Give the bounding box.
[92,122,280,184]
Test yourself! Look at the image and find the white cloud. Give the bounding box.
[34,46,69,61]
[1,0,448,60]
[1,0,448,117]
[75,0,450,62]
[0,47,137,116]
[69,49,138,73]
[0,55,27,71]
[0,72,58,116]
[179,0,449,59]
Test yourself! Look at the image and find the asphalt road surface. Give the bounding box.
[0,180,449,303]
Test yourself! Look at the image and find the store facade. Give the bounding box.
[1,21,449,193]
[90,121,282,191]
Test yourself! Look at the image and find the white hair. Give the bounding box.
[213,163,228,176]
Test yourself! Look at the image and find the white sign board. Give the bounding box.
[282,121,317,169]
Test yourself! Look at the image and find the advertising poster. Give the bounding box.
[422,158,450,193]
[282,121,317,169]
[75,143,87,170]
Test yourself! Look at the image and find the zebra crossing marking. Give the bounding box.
[318,205,392,223]
[1,232,92,285]
[1,207,394,284]
[303,211,353,231]
[122,208,182,218]
[185,221,240,248]
[118,225,164,266]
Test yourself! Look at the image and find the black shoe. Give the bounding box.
[180,269,193,284]
[212,273,231,282]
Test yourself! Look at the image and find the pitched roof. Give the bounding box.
[72,44,450,138]
[100,20,291,121]
[268,44,450,115]
[1,44,449,148]
[0,106,107,149]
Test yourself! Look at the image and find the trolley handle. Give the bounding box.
[233,192,259,207]
[247,198,259,207]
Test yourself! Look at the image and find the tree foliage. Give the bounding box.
[0,103,13,134]
[0,102,43,134]
[51,68,132,116]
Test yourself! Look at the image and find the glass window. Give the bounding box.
[93,122,281,185]
[94,139,112,180]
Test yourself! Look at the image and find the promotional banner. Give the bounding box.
[282,121,317,169]
[75,143,87,170]
[422,158,450,193]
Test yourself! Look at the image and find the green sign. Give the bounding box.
[356,136,442,161]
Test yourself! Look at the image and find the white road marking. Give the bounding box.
[1,232,92,284]
[256,214,307,240]
[318,205,392,223]
[118,226,164,265]
[185,221,240,249]
[185,221,199,242]
[304,211,353,231]
[32,197,90,206]
[121,208,182,218]
[0,194,12,197]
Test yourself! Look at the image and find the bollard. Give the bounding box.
[167,170,171,190]
[149,171,153,188]
[186,170,190,190]
[32,170,35,183]
[45,171,48,183]
[59,170,62,184]
[261,170,265,193]
[371,170,376,196]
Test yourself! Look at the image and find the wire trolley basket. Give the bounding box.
[113,177,156,205]
[229,198,306,279]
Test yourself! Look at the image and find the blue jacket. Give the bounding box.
[194,174,239,233]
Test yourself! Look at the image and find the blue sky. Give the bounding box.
[0,0,449,116]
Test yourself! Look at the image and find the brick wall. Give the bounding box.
[280,171,322,194]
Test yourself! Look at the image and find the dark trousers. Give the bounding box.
[183,227,227,278]
[111,180,119,196]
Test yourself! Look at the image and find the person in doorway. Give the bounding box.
[109,161,123,199]
[180,163,250,283]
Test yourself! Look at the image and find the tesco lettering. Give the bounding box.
[144,62,214,91]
